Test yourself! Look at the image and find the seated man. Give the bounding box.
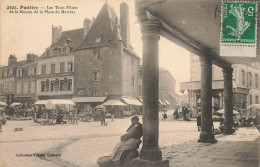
[98,116,142,167]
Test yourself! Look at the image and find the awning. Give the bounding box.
[121,96,142,106]
[72,97,107,103]
[35,99,75,105]
[102,100,126,106]
[48,99,75,105]
[35,100,48,105]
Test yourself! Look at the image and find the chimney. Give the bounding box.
[52,25,62,43]
[120,2,130,48]
[83,18,93,39]
[27,53,38,62]
[8,54,17,66]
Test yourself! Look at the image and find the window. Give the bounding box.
[241,70,245,85]
[46,50,51,57]
[60,63,65,73]
[256,95,259,104]
[10,68,14,75]
[255,74,258,88]
[34,68,37,75]
[92,91,100,96]
[23,82,28,94]
[7,69,9,75]
[17,69,23,77]
[250,95,252,105]
[248,72,252,87]
[51,64,56,74]
[132,76,134,86]
[60,80,65,91]
[95,53,100,59]
[50,81,54,92]
[2,70,4,77]
[95,37,102,43]
[16,83,21,94]
[66,39,72,45]
[3,70,7,77]
[46,80,49,92]
[30,82,35,93]
[60,80,63,91]
[28,67,34,76]
[3,83,8,92]
[41,65,46,75]
[41,81,45,92]
[63,47,67,53]
[93,71,100,81]
[68,79,72,91]
[68,62,73,72]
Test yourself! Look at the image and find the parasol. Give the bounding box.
[248,104,260,110]
[45,100,56,110]
[10,102,22,107]
[0,101,7,106]
[216,109,239,115]
[95,105,105,109]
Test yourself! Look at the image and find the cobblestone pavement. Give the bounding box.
[0,114,259,167]
[162,127,259,167]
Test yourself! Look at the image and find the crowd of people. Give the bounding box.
[173,105,194,121]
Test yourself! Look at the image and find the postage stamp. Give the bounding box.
[220,0,258,57]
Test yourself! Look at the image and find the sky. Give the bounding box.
[0,0,191,92]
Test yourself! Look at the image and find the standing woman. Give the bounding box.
[72,106,78,125]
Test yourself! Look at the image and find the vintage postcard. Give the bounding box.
[0,0,259,167]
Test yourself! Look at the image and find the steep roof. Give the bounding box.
[77,3,118,49]
[40,28,83,59]
[50,28,83,50]
[0,60,27,69]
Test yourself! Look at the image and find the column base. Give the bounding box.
[198,132,217,143]
[129,158,169,167]
[140,147,162,161]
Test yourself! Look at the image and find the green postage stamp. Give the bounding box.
[220,0,258,57]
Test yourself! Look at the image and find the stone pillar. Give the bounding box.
[223,67,234,134]
[198,56,217,143]
[130,20,168,167]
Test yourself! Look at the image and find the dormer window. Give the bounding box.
[17,69,23,77]
[46,50,51,57]
[66,39,72,45]
[95,37,102,43]
[95,53,100,59]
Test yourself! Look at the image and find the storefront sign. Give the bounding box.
[220,1,258,57]
[36,72,74,79]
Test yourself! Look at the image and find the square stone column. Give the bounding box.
[223,67,234,134]
[198,56,217,143]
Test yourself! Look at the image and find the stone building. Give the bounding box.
[0,55,26,105]
[36,23,88,100]
[180,53,260,111]
[159,68,176,108]
[15,54,38,105]
[73,3,141,104]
